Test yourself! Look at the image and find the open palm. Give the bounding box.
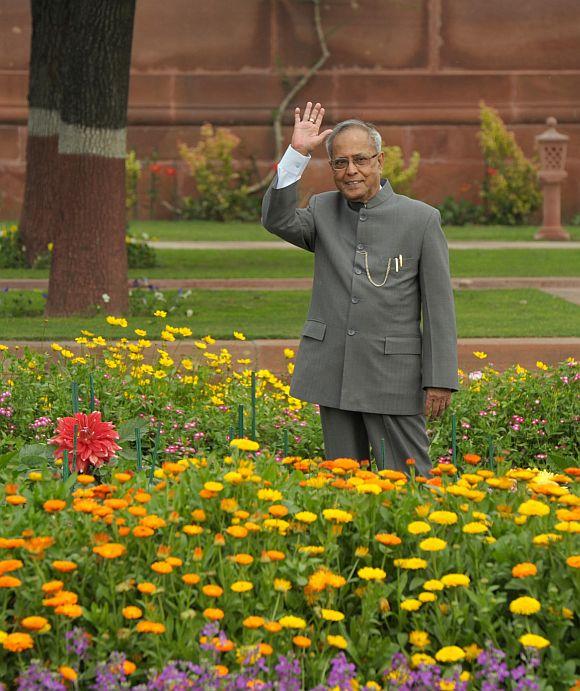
[291,101,333,156]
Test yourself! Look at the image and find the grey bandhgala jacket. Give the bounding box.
[262,177,458,415]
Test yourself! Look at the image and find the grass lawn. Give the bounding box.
[0,249,578,280]
[128,219,580,242]
[0,289,578,340]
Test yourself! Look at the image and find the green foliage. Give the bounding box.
[126,231,157,269]
[381,145,420,196]
[179,124,260,222]
[125,149,142,218]
[0,223,26,268]
[478,104,542,225]
[438,196,485,226]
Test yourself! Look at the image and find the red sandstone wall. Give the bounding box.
[0,0,579,219]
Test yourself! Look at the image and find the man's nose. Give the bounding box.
[346,159,358,174]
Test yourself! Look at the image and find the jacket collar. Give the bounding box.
[346,178,394,211]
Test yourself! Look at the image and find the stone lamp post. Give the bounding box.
[534,117,570,240]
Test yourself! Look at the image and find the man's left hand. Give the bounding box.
[425,388,452,419]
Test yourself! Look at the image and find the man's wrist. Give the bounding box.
[290,144,311,157]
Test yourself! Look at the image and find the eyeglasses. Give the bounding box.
[329,152,380,171]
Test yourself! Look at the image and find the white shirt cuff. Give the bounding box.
[275,146,311,189]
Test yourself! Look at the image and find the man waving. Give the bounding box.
[262,102,458,476]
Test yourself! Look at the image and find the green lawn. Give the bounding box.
[0,289,578,340]
[127,220,580,243]
[0,248,578,280]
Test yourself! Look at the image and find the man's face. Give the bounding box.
[330,128,384,204]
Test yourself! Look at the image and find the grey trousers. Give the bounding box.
[319,406,431,477]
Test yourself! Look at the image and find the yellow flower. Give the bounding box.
[284,348,295,359]
[423,579,444,591]
[536,360,549,370]
[358,567,386,581]
[407,521,431,534]
[435,646,465,663]
[419,537,447,552]
[295,511,317,523]
[279,615,306,629]
[230,438,259,452]
[274,579,292,592]
[440,573,470,588]
[400,599,422,612]
[418,591,436,603]
[204,482,224,493]
[518,500,550,517]
[409,630,430,648]
[153,310,167,318]
[230,581,253,593]
[519,633,550,649]
[394,558,427,570]
[411,653,436,667]
[463,643,483,661]
[428,511,458,525]
[509,596,541,615]
[462,521,488,534]
[257,488,283,502]
[320,608,345,621]
[473,351,487,359]
[322,508,353,524]
[233,331,246,340]
[327,634,348,649]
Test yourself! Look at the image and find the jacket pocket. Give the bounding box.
[302,319,327,341]
[384,336,421,354]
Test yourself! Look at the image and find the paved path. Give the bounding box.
[150,240,580,251]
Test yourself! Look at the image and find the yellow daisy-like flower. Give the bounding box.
[230,581,253,593]
[519,633,550,649]
[509,596,541,616]
[407,521,431,535]
[230,439,259,452]
[393,558,427,570]
[518,500,550,517]
[357,567,386,581]
[400,598,422,612]
[327,634,348,649]
[233,331,246,341]
[419,537,447,552]
[322,508,354,524]
[428,511,458,525]
[440,573,470,588]
[418,592,437,603]
[435,646,465,663]
[274,579,292,592]
[409,630,430,648]
[320,608,345,622]
[153,310,167,318]
[278,615,306,629]
[411,653,436,667]
[257,488,283,502]
[295,511,317,523]
[423,579,444,591]
[462,522,488,534]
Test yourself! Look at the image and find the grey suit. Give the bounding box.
[262,176,458,472]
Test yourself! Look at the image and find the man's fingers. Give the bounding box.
[303,101,313,122]
[315,129,333,145]
[294,107,301,125]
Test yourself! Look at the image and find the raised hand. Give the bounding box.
[291,101,333,156]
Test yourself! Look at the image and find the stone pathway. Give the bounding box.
[150,240,580,251]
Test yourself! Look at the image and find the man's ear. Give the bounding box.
[377,151,385,167]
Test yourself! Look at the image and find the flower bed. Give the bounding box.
[0,444,578,688]
[0,321,578,471]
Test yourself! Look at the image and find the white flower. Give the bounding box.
[101,293,111,303]
[468,370,483,381]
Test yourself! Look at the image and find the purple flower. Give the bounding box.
[16,662,67,691]
[327,652,357,690]
[65,627,92,660]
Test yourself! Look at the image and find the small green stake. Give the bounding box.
[251,371,257,440]
[451,413,457,465]
[148,421,161,487]
[71,382,79,414]
[237,404,244,438]
[380,437,386,470]
[283,429,289,457]
[89,374,95,412]
[228,426,235,443]
[136,427,143,471]
[63,450,69,481]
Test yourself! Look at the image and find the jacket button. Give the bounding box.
[354,268,362,275]
[356,243,364,250]
[351,297,359,304]
[360,213,367,221]
[347,329,356,336]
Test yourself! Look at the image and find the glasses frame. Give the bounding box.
[329,151,380,171]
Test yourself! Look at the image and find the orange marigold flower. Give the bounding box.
[59,665,78,681]
[42,580,64,594]
[133,526,155,538]
[6,495,27,506]
[202,584,223,598]
[54,604,83,618]
[512,562,538,578]
[136,620,165,634]
[124,660,137,675]
[232,553,254,566]
[203,608,224,620]
[264,550,285,561]
[43,590,78,607]
[182,573,201,585]
[21,616,49,631]
[93,543,126,559]
[463,454,481,466]
[243,616,265,629]
[150,561,173,574]
[566,555,580,568]
[0,575,22,588]
[0,538,25,549]
[3,632,34,652]
[52,560,77,573]
[122,606,143,620]
[43,499,67,513]
[0,559,23,575]
[292,635,311,648]
[375,533,402,546]
[137,582,157,594]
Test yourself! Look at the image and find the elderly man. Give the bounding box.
[262,102,458,476]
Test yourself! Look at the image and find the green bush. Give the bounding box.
[126,231,157,269]
[0,224,26,268]
[478,104,542,225]
[125,149,142,219]
[381,145,420,196]
[179,124,260,222]
[438,196,485,226]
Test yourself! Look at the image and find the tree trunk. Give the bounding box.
[19,0,68,266]
[46,0,136,316]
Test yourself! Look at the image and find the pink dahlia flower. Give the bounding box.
[50,412,121,473]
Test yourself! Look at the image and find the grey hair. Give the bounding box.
[325,119,382,159]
